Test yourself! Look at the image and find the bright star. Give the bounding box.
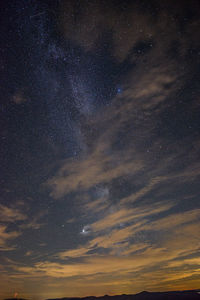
[117,87,123,94]
[81,225,91,235]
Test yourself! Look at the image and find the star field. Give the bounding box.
[0,0,200,299]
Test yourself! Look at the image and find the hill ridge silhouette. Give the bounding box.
[45,289,200,300]
[4,290,200,300]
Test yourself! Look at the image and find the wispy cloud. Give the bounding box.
[0,205,26,251]
[11,214,199,297]
[0,204,27,223]
[0,225,20,251]
[19,210,47,230]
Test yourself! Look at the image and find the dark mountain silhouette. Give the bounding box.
[46,290,200,300]
[4,299,28,300]
[4,290,200,300]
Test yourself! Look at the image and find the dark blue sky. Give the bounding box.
[0,1,200,299]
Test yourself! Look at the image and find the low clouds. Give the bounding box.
[12,217,200,292]
[0,204,46,251]
[55,206,199,262]
[0,204,26,251]
[91,202,172,232]
[10,206,200,298]
[19,210,47,230]
[0,225,20,251]
[0,204,26,223]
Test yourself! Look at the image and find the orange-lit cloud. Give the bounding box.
[11,209,200,291]
[0,204,27,223]
[19,210,47,230]
[0,225,20,251]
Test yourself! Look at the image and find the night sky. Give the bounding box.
[1,0,200,299]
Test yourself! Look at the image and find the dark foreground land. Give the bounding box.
[47,290,200,300]
[5,290,200,300]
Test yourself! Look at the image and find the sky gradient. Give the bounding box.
[0,0,200,299]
